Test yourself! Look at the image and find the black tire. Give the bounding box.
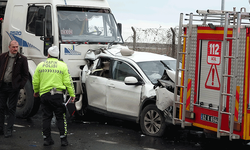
[16,80,40,118]
[140,104,166,137]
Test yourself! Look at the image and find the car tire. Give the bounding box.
[16,79,40,118]
[140,104,166,137]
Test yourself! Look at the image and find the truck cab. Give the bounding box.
[1,0,123,118]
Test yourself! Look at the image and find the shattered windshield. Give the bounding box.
[137,60,177,84]
[57,10,123,43]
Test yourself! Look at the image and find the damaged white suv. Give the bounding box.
[80,46,179,137]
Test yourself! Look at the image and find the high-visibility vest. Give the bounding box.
[33,58,75,97]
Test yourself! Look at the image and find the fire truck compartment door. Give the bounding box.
[198,40,229,108]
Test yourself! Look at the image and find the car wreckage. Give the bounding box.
[76,45,180,137]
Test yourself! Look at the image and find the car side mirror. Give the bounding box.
[124,76,143,85]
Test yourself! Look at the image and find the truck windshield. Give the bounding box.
[57,11,123,44]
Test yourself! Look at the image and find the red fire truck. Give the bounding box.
[173,8,250,141]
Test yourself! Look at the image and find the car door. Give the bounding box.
[85,58,110,110]
[107,60,143,117]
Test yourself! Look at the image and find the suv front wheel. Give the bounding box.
[140,104,166,137]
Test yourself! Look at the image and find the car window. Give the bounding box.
[112,60,140,81]
[91,58,111,78]
[137,60,178,84]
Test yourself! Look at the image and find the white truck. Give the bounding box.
[0,0,123,118]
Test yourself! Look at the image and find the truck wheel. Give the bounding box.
[140,104,166,137]
[16,80,40,118]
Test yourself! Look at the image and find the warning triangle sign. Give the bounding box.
[205,65,220,90]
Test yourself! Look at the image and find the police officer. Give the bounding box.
[32,46,75,146]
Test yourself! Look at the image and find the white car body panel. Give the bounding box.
[85,76,108,110]
[107,79,142,117]
[156,87,180,111]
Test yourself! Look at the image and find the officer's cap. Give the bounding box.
[48,46,59,57]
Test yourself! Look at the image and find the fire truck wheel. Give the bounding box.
[140,104,166,137]
[16,79,40,119]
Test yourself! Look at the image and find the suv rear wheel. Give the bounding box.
[140,104,166,137]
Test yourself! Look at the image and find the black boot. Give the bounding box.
[44,137,54,146]
[61,137,68,146]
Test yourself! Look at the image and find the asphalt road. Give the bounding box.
[0,110,250,150]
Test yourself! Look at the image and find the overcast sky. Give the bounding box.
[108,0,250,40]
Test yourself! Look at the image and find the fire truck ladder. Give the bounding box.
[217,12,241,140]
[173,13,193,128]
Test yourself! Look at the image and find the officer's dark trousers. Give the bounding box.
[0,83,20,131]
[41,93,67,139]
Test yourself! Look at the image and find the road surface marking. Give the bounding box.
[96,140,118,144]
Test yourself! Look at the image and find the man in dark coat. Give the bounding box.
[0,40,29,137]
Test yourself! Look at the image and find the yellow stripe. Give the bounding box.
[235,86,240,121]
[235,101,239,111]
[197,30,233,35]
[186,79,191,111]
[179,34,186,119]
[246,114,250,140]
[187,79,191,99]
[193,123,217,132]
[186,104,190,111]
[244,37,249,140]
[63,113,67,136]
[187,89,191,99]
[186,96,190,111]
